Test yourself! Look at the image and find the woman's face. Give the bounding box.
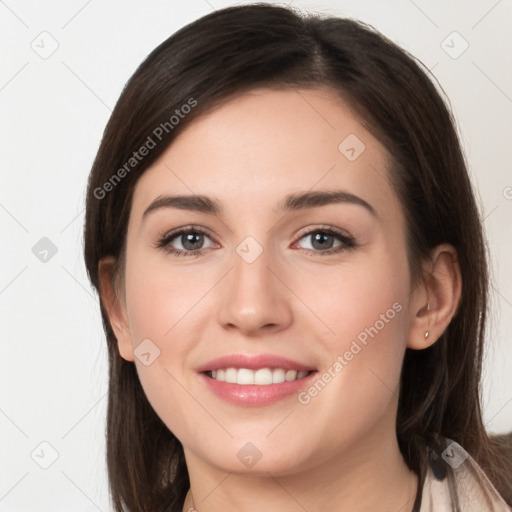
[114,87,418,475]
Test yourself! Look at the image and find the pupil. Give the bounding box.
[183,233,203,250]
[312,233,333,250]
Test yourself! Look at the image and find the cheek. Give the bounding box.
[122,251,212,437]
[298,246,409,353]
[123,247,206,343]
[292,250,409,420]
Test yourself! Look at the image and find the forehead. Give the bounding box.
[130,87,400,225]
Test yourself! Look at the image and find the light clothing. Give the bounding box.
[418,440,511,511]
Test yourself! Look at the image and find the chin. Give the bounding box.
[189,437,315,477]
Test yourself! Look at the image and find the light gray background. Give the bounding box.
[1,0,511,510]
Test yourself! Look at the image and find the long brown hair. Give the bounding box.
[83,4,512,511]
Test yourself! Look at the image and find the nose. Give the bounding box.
[217,241,293,336]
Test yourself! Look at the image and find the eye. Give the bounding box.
[155,226,217,257]
[293,226,356,256]
[155,225,356,258]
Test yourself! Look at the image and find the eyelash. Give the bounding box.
[154,224,356,258]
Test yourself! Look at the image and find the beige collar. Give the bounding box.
[419,441,510,511]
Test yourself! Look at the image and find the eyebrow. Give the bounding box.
[142,189,377,221]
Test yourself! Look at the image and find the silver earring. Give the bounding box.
[425,302,431,338]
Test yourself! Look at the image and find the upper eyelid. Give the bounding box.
[295,224,352,239]
[162,225,215,241]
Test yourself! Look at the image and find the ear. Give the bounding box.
[97,256,135,362]
[407,244,462,350]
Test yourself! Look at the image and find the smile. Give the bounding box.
[205,368,312,385]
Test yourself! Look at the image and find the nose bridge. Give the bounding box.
[217,234,292,333]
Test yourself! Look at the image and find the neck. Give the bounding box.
[182,427,418,512]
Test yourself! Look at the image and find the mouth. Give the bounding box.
[197,354,318,406]
[204,368,314,385]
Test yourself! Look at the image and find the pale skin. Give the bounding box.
[99,87,462,512]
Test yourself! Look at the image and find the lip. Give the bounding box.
[196,353,318,407]
[199,371,317,407]
[196,353,316,373]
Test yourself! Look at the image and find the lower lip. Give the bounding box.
[199,371,317,407]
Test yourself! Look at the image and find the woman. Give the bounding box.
[83,4,512,511]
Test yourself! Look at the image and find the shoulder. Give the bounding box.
[419,439,511,512]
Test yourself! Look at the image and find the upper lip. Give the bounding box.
[197,354,317,373]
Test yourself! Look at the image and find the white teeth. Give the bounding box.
[225,367,237,383]
[208,367,311,385]
[238,368,255,385]
[272,368,285,383]
[254,368,272,385]
[285,370,297,381]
